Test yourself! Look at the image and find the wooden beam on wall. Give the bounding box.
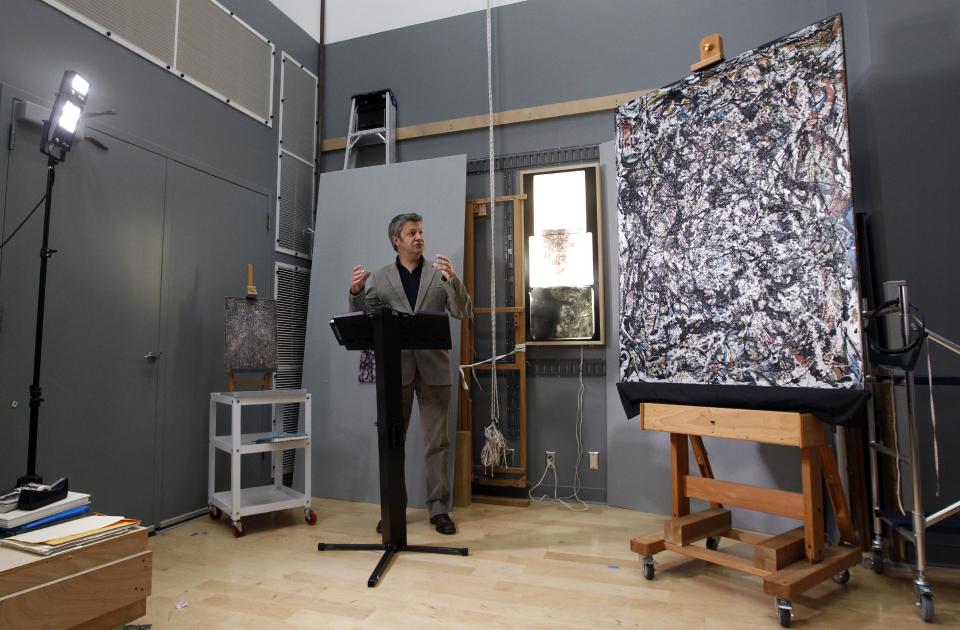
[320,88,653,152]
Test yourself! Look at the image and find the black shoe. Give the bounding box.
[376,520,382,534]
[429,513,456,535]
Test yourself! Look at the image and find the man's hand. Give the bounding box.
[432,255,456,281]
[350,265,371,295]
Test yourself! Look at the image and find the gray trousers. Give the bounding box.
[401,377,451,517]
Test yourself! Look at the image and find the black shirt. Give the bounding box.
[396,256,424,311]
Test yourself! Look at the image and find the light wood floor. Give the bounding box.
[135,498,959,629]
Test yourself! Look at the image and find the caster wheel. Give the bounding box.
[918,593,934,623]
[232,522,244,538]
[832,569,850,585]
[776,599,793,628]
[778,606,792,628]
[209,506,222,520]
[641,556,655,580]
[706,536,720,551]
[870,550,885,574]
[305,509,318,525]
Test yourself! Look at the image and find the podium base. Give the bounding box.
[317,541,468,587]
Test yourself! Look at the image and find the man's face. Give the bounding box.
[393,221,424,257]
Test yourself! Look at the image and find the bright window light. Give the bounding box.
[528,230,594,288]
[58,102,82,134]
[71,74,89,97]
[532,171,586,234]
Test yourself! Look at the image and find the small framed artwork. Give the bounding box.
[520,163,605,346]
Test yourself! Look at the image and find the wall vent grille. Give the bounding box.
[275,263,311,474]
[42,0,274,125]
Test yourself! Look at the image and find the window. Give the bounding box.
[520,164,605,345]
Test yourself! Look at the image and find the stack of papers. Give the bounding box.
[255,431,307,443]
[0,491,90,531]
[0,515,139,555]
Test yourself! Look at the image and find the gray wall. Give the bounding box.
[0,0,319,526]
[847,0,960,562]
[320,0,960,543]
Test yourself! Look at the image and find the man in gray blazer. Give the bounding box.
[349,212,471,534]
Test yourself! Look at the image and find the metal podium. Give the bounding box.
[320,308,468,586]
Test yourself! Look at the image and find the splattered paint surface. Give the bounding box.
[616,15,862,389]
[529,287,595,340]
[358,349,376,383]
[224,298,278,371]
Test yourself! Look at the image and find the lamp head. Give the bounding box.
[41,70,90,162]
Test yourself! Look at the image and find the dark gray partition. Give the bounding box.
[0,0,318,526]
[0,86,165,521]
[303,156,466,510]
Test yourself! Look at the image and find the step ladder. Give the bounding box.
[344,89,397,169]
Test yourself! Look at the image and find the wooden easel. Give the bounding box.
[227,371,273,392]
[630,403,860,627]
[454,194,530,507]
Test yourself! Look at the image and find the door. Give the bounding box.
[155,159,274,525]
[0,84,164,522]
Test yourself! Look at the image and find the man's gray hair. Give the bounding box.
[388,212,422,251]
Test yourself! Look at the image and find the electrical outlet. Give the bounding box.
[588,451,600,470]
[545,451,556,469]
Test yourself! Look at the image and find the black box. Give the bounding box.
[352,89,395,131]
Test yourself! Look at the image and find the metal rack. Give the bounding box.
[208,389,316,537]
[866,281,960,623]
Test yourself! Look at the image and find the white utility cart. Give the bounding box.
[208,389,316,537]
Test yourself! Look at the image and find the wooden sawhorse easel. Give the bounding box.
[630,403,860,627]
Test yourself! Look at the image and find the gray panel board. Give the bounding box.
[303,156,466,509]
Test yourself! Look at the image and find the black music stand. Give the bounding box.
[321,307,468,586]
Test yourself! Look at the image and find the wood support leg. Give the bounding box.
[800,446,824,562]
[689,436,722,509]
[818,443,856,544]
[671,433,690,518]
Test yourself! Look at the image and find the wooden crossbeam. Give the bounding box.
[641,404,824,447]
[322,91,652,152]
[763,545,861,598]
[664,542,770,578]
[754,527,806,571]
[664,508,731,546]
[630,533,666,556]
[683,476,805,520]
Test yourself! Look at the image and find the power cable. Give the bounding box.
[0,195,47,250]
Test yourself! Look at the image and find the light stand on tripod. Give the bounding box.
[8,70,91,511]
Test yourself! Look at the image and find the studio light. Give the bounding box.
[9,70,93,508]
[41,70,89,162]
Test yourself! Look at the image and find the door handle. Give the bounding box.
[144,351,160,363]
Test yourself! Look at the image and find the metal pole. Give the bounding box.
[862,294,885,565]
[22,156,58,484]
[899,284,930,595]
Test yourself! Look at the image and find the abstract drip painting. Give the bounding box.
[529,287,595,340]
[616,15,862,389]
[224,297,278,372]
[358,349,376,383]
